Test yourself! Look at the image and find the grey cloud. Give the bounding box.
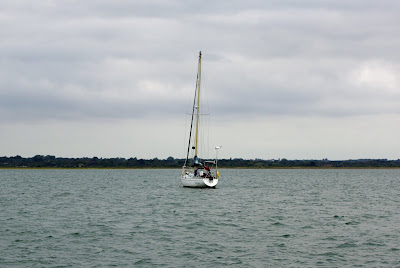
[1,0,400,124]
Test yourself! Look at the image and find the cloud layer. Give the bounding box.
[1,1,400,158]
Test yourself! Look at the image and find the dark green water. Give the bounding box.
[1,169,399,267]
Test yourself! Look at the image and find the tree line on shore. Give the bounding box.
[1,155,400,168]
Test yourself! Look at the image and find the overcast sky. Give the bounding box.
[1,0,400,160]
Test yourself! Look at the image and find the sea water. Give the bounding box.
[1,169,399,267]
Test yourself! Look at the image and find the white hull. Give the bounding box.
[181,173,218,188]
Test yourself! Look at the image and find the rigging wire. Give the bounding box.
[184,72,198,167]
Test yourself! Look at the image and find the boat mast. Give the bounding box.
[194,51,202,161]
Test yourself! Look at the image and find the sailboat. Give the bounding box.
[181,51,221,188]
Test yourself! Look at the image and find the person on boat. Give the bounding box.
[203,164,212,177]
[204,164,210,172]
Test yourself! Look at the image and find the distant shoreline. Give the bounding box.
[2,167,400,170]
[2,156,400,169]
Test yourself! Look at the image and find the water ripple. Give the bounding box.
[1,169,400,267]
